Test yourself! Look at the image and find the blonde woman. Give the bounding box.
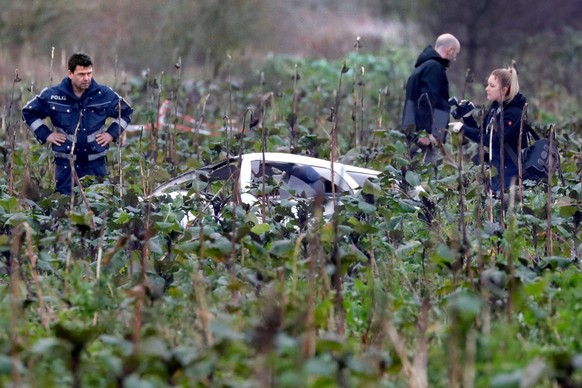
[450,65,526,191]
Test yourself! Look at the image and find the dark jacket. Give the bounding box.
[401,45,451,140]
[461,93,527,191]
[22,77,133,163]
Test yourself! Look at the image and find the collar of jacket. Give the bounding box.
[491,93,526,112]
[415,45,450,68]
[58,77,97,100]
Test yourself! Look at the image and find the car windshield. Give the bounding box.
[197,159,239,182]
[151,160,239,197]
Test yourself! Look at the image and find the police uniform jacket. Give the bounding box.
[22,77,133,163]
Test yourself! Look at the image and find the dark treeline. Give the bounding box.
[1,0,581,122]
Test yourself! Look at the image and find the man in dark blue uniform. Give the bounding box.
[22,53,133,194]
[402,33,460,162]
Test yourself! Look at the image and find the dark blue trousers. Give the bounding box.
[55,157,106,195]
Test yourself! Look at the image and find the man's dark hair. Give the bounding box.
[68,53,93,72]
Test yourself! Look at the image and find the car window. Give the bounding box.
[152,162,239,198]
[199,161,239,182]
[309,167,352,194]
[151,172,200,195]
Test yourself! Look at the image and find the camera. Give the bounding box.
[449,97,475,119]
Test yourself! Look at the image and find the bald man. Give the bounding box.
[402,33,460,161]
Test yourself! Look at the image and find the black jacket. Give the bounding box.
[401,45,451,139]
[461,93,527,191]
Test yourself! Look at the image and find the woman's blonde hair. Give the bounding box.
[491,63,520,102]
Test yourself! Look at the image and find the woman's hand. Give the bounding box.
[448,122,463,133]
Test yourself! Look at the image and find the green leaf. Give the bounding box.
[558,204,578,217]
[251,223,271,235]
[348,217,378,234]
[0,234,11,252]
[315,334,345,352]
[405,170,421,187]
[55,323,101,349]
[148,236,164,255]
[279,371,303,387]
[433,243,455,265]
[387,216,403,230]
[537,256,573,270]
[396,199,420,213]
[5,213,32,226]
[483,221,504,236]
[395,240,421,259]
[0,197,20,213]
[140,337,170,360]
[210,320,244,341]
[269,239,295,258]
[172,346,201,367]
[362,179,383,197]
[206,236,233,257]
[446,291,481,320]
[0,354,14,374]
[357,200,376,214]
[70,212,92,226]
[30,338,65,355]
[98,334,132,354]
[124,376,158,388]
[490,370,521,387]
[114,210,132,225]
[154,221,183,233]
[174,240,199,254]
[304,357,335,377]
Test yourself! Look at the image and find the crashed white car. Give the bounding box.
[149,152,381,225]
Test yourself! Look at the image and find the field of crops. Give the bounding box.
[1,50,582,387]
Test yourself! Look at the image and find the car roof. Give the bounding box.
[240,152,379,174]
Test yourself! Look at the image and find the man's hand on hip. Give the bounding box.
[96,132,114,146]
[46,132,67,146]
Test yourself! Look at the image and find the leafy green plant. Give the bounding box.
[1,50,582,387]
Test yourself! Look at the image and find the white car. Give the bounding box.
[149,152,381,225]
